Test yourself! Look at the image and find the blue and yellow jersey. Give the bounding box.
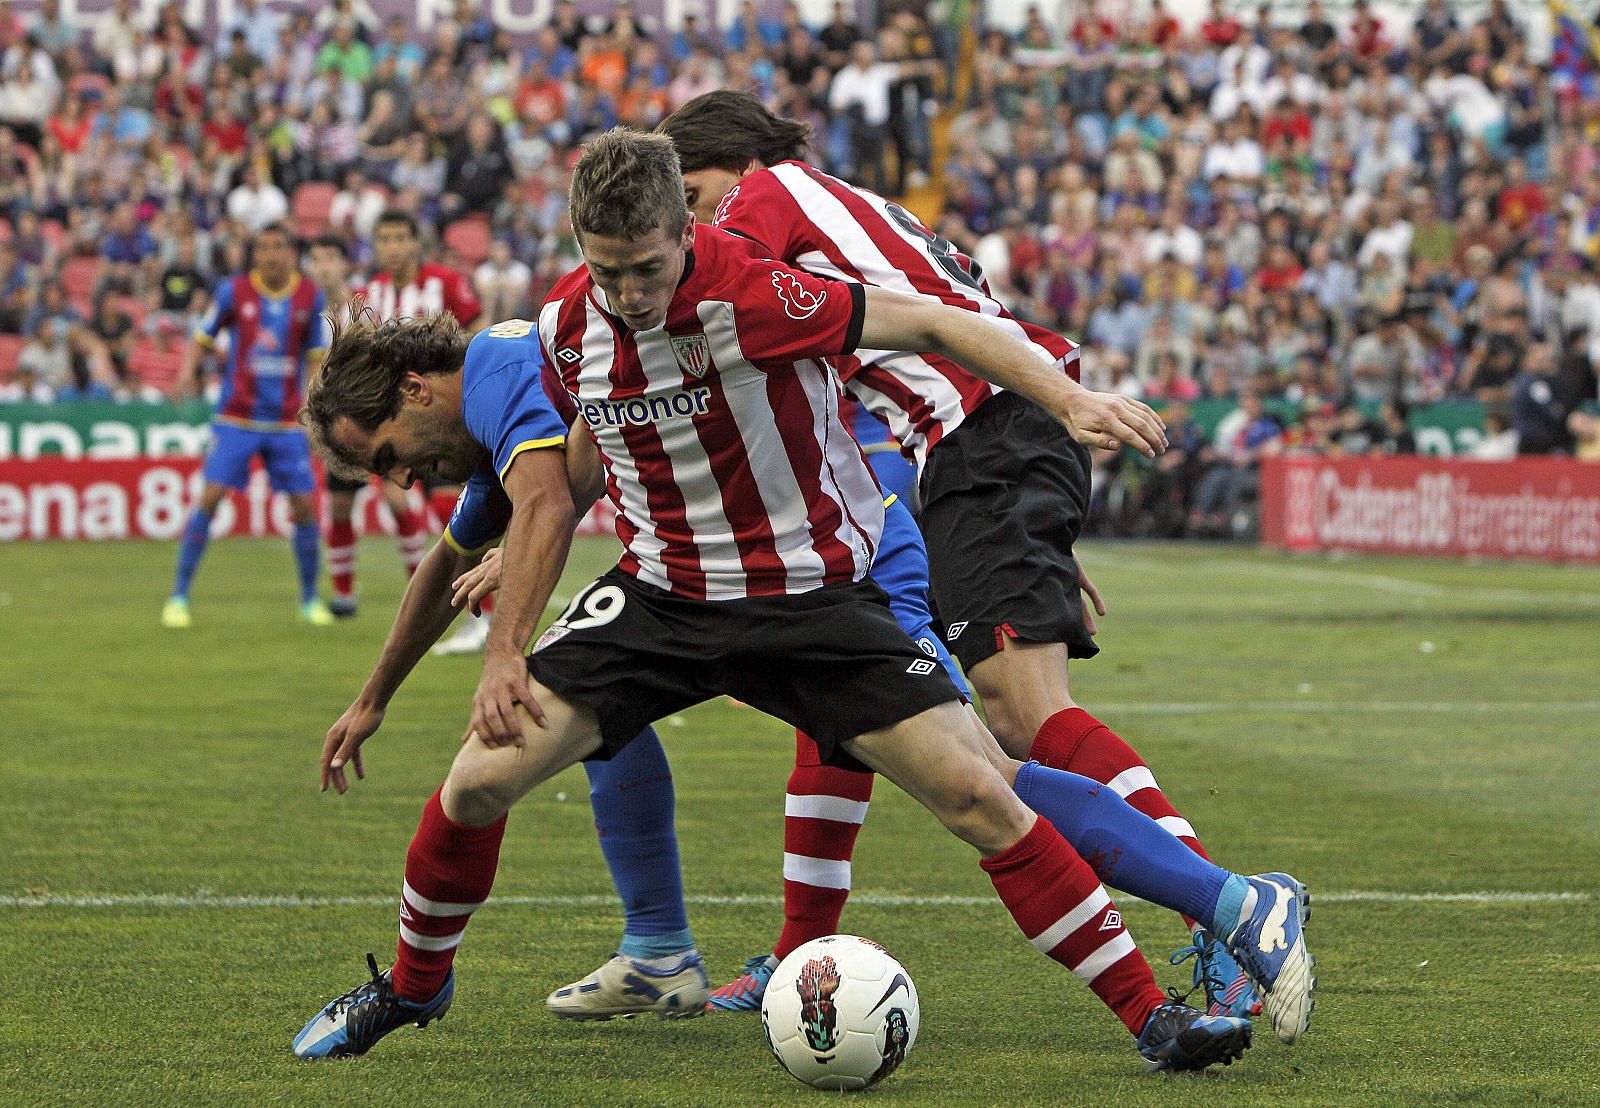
[444,319,568,555]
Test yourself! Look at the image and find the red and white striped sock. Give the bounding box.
[427,491,458,535]
[981,816,1166,1036]
[391,788,506,1002]
[392,506,429,578]
[1031,707,1210,928]
[326,520,356,599]
[774,731,874,960]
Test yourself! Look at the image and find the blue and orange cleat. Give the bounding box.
[293,953,453,1059]
[1171,929,1262,1018]
[1221,873,1315,1044]
[705,953,778,1012]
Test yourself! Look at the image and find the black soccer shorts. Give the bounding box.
[524,567,961,767]
[917,390,1099,672]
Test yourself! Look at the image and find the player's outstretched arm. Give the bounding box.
[322,537,480,793]
[855,286,1168,458]
[471,446,577,749]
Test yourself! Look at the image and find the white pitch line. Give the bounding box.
[1094,701,1600,715]
[1,891,1591,910]
[1207,560,1600,606]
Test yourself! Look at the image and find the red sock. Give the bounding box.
[981,816,1165,1036]
[327,520,356,599]
[427,490,459,534]
[392,506,428,577]
[392,788,507,1002]
[774,731,875,960]
[1031,707,1210,929]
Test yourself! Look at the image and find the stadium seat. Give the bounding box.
[113,294,149,331]
[0,332,25,381]
[60,256,103,315]
[444,216,492,268]
[127,339,184,392]
[292,181,339,238]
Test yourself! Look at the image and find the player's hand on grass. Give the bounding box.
[1060,390,1167,458]
[1078,562,1106,636]
[451,547,502,616]
[469,647,544,748]
[322,700,384,794]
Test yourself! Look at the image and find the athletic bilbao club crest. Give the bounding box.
[772,271,827,320]
[670,333,711,377]
[796,956,842,1052]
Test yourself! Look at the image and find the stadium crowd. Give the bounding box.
[1,0,1599,539]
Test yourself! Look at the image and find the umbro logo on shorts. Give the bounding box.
[1099,910,1122,931]
[905,658,938,676]
[946,621,969,639]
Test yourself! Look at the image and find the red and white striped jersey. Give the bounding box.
[711,160,1080,470]
[363,262,483,325]
[539,225,884,601]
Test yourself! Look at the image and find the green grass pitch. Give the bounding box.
[2,536,1597,1105]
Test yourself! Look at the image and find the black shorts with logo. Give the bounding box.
[524,568,962,768]
[917,390,1099,671]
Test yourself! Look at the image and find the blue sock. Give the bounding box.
[172,508,214,599]
[1013,761,1234,927]
[583,727,693,957]
[291,521,321,604]
[1209,873,1253,941]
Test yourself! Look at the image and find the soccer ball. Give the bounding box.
[761,934,920,1092]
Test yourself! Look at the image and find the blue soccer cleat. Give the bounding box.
[1221,873,1315,1044]
[1136,1002,1253,1073]
[1170,930,1262,1018]
[705,953,779,1013]
[293,954,454,1059]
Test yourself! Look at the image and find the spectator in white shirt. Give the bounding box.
[1357,198,1414,271]
[225,164,289,232]
[329,167,388,244]
[1143,204,1204,268]
[1201,114,1263,184]
[829,40,899,194]
[473,240,533,322]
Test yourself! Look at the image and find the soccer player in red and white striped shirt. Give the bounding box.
[661,91,1254,1019]
[292,131,1310,1066]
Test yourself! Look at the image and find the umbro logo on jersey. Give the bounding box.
[906,658,938,676]
[946,621,969,639]
[771,271,827,320]
[670,333,711,378]
[1100,910,1122,932]
[554,346,581,364]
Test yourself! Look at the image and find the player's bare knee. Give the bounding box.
[928,767,1034,853]
[441,750,522,825]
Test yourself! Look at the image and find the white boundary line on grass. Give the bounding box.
[1,891,1591,910]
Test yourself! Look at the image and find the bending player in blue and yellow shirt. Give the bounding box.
[299,309,968,1032]
[162,224,334,628]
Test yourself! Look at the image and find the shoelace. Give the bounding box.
[1168,938,1230,1008]
[327,953,388,1019]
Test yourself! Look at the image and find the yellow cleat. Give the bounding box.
[301,598,336,627]
[161,597,192,629]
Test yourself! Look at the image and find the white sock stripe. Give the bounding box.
[398,921,465,952]
[782,853,852,890]
[1027,886,1112,953]
[1156,816,1198,841]
[784,793,870,824]
[1069,929,1138,984]
[1105,766,1160,798]
[402,880,487,918]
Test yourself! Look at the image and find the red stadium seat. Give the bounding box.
[127,339,184,391]
[292,181,338,237]
[60,256,103,315]
[444,216,492,268]
[0,332,25,381]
